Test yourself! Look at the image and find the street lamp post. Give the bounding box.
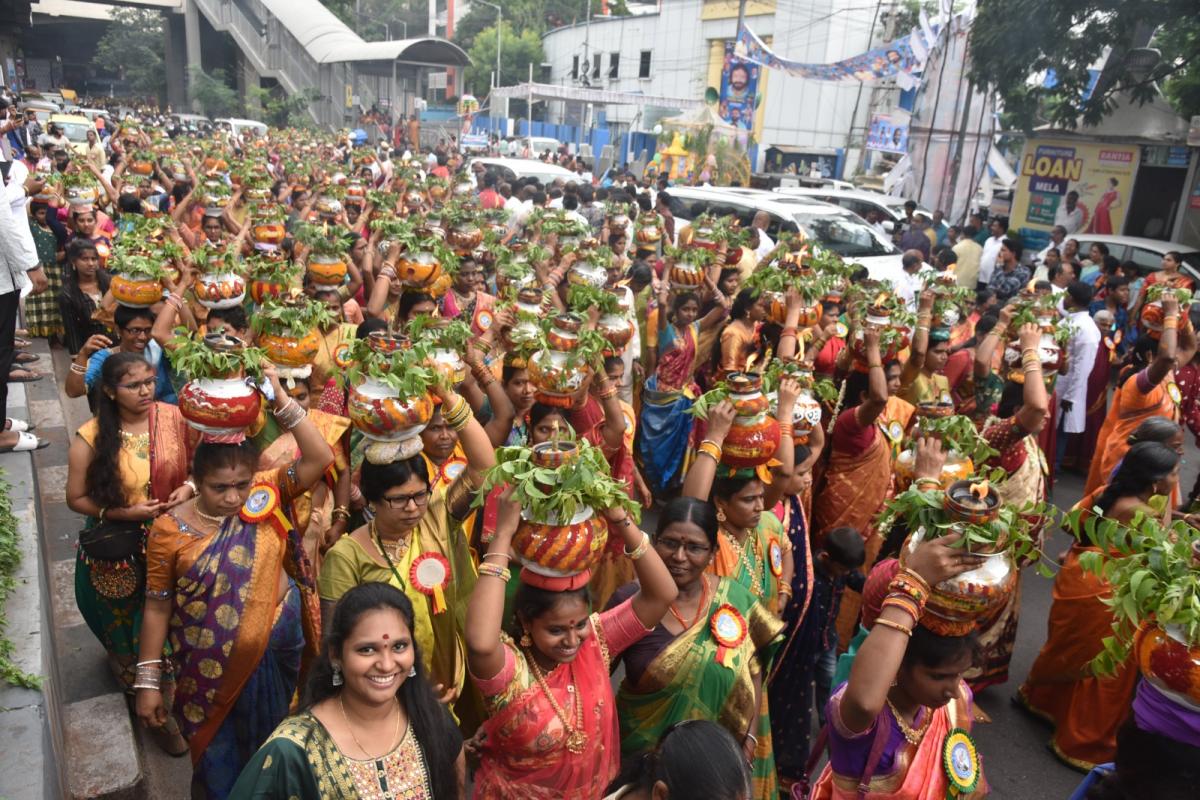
[477,1,502,90]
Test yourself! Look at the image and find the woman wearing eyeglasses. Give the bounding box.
[318,383,496,730]
[607,497,783,792]
[66,352,196,754]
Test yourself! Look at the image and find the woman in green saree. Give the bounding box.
[608,497,783,800]
[229,582,463,799]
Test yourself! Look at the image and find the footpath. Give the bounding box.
[0,340,188,799]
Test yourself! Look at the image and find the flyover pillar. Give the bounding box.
[183,0,202,113]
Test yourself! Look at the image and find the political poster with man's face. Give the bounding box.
[720,42,758,131]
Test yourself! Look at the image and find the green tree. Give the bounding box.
[93,8,166,100]
[464,21,545,97]
[969,0,1200,131]
[454,1,628,58]
[321,0,430,40]
[189,67,241,118]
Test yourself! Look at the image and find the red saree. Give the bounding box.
[471,599,651,799]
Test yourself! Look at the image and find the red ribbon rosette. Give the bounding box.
[239,484,290,539]
[768,536,783,578]
[473,307,495,332]
[710,604,748,670]
[437,457,468,489]
[410,552,451,614]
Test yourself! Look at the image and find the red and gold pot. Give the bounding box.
[721,372,782,469]
[179,377,261,438]
[348,379,435,457]
[260,330,321,369]
[901,523,1017,637]
[669,257,707,291]
[397,251,443,290]
[528,347,591,408]
[1134,624,1200,712]
[195,272,246,310]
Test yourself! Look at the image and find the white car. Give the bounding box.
[468,157,579,186]
[1067,234,1200,283]
[213,117,268,140]
[663,186,904,285]
[774,187,930,231]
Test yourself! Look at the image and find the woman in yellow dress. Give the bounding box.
[318,384,495,729]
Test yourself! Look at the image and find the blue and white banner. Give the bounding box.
[733,24,938,83]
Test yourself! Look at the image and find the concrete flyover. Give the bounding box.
[35,0,469,128]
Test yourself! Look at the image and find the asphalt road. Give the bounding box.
[971,447,1199,799]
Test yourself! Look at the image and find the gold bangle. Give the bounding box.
[1164,318,1179,330]
[874,617,913,637]
[697,440,722,462]
[913,478,941,491]
[478,562,511,582]
[624,531,650,560]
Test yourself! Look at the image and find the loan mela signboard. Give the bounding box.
[1011,139,1141,236]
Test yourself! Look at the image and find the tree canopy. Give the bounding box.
[454,1,629,56]
[969,0,1200,131]
[93,8,166,100]
[464,21,544,98]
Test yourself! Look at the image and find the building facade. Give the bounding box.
[540,0,903,175]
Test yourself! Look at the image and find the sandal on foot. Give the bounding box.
[14,352,39,365]
[4,419,33,433]
[14,337,32,348]
[8,368,42,382]
[0,431,49,453]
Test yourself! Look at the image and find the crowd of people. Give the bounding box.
[0,96,1198,800]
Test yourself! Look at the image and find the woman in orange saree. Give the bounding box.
[1018,441,1181,771]
[813,330,894,649]
[810,534,988,800]
[465,495,678,799]
[135,368,333,799]
[1083,292,1193,497]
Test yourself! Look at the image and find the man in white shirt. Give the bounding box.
[1056,281,1101,471]
[978,218,1006,286]
[750,210,775,260]
[897,249,932,311]
[1054,191,1085,234]
[1036,225,1067,269]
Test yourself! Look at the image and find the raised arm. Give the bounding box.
[1013,322,1051,434]
[975,303,1014,380]
[1147,293,1181,387]
[853,328,889,428]
[681,399,736,500]
[465,493,522,680]
[898,290,934,390]
[763,377,798,511]
[265,366,334,491]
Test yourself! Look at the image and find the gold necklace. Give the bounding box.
[886,697,932,745]
[722,525,763,597]
[524,647,587,754]
[370,519,411,563]
[339,695,403,761]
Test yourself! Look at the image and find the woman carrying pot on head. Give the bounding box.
[607,497,784,797]
[678,383,800,800]
[135,365,334,798]
[228,583,465,799]
[715,288,768,381]
[66,353,196,755]
[898,290,953,408]
[811,327,895,649]
[318,383,495,732]
[808,531,990,799]
[640,279,731,497]
[1084,293,1196,498]
[1019,441,1182,772]
[955,317,1051,691]
[465,492,677,800]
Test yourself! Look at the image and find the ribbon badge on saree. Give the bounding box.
[942,728,979,798]
[437,457,467,488]
[767,536,783,578]
[411,552,451,614]
[1168,381,1182,405]
[473,306,495,332]
[710,604,747,670]
[333,342,354,369]
[240,484,291,539]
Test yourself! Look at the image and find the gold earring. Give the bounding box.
[519,631,532,647]
[716,509,726,523]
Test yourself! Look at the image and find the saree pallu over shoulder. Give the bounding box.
[148,402,196,501]
[474,629,615,799]
[618,578,783,756]
[813,433,892,543]
[1083,372,1177,496]
[811,687,987,799]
